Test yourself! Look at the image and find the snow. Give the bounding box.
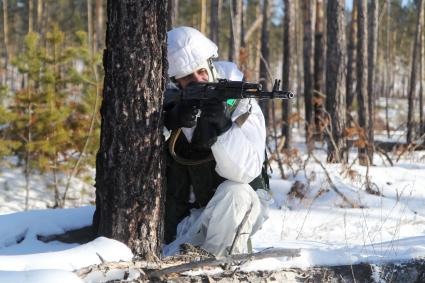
[1,112,425,281]
[0,207,132,282]
[0,270,83,283]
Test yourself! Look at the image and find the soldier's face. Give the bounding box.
[176,68,209,89]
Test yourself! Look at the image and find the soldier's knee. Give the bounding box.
[216,180,253,199]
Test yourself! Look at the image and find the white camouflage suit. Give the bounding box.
[165,27,270,257]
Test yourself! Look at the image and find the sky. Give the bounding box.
[346,0,411,10]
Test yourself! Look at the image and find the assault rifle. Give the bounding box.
[164,79,294,108]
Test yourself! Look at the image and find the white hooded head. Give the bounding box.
[167,26,218,82]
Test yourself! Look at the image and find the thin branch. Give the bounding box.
[310,152,358,208]
[228,203,254,256]
[270,101,286,179]
[375,145,394,166]
[62,63,101,206]
[395,132,425,162]
[244,15,263,43]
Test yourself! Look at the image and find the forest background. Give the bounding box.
[0,0,424,211]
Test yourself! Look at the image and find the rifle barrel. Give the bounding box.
[163,80,295,108]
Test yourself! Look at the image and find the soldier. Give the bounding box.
[164,26,270,256]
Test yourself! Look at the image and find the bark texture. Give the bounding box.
[314,0,325,94]
[357,0,369,165]
[3,0,10,75]
[407,0,424,143]
[346,0,358,119]
[303,0,316,150]
[282,0,295,149]
[259,0,270,124]
[209,0,220,47]
[420,5,424,138]
[94,0,167,259]
[367,0,378,162]
[167,0,179,30]
[229,0,242,64]
[95,0,104,51]
[326,0,347,163]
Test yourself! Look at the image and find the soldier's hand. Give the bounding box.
[164,101,199,130]
[201,100,232,135]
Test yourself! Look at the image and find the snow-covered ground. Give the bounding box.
[1,137,424,282]
[1,97,425,282]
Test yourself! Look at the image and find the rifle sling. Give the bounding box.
[168,128,215,166]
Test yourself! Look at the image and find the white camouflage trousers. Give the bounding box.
[164,180,270,257]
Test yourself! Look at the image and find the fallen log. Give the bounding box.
[149,248,301,280]
[73,248,300,282]
[37,225,95,244]
[159,258,425,283]
[74,256,425,283]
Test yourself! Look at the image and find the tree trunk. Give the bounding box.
[240,0,252,77]
[2,0,10,85]
[29,0,33,33]
[94,0,167,260]
[421,13,425,137]
[325,0,346,163]
[95,0,104,52]
[357,0,369,166]
[259,0,270,125]
[36,0,43,34]
[385,0,391,138]
[314,0,325,94]
[210,0,220,48]
[282,0,295,149]
[346,0,358,122]
[87,0,93,56]
[200,0,207,34]
[367,0,378,163]
[229,0,243,64]
[295,0,302,129]
[313,0,325,142]
[303,0,316,151]
[407,0,424,143]
[167,0,179,30]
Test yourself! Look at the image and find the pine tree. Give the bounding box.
[8,25,101,208]
[0,86,19,156]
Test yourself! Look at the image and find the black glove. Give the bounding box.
[200,100,232,136]
[164,101,199,131]
[191,117,220,150]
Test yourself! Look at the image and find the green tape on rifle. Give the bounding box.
[226,99,236,106]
